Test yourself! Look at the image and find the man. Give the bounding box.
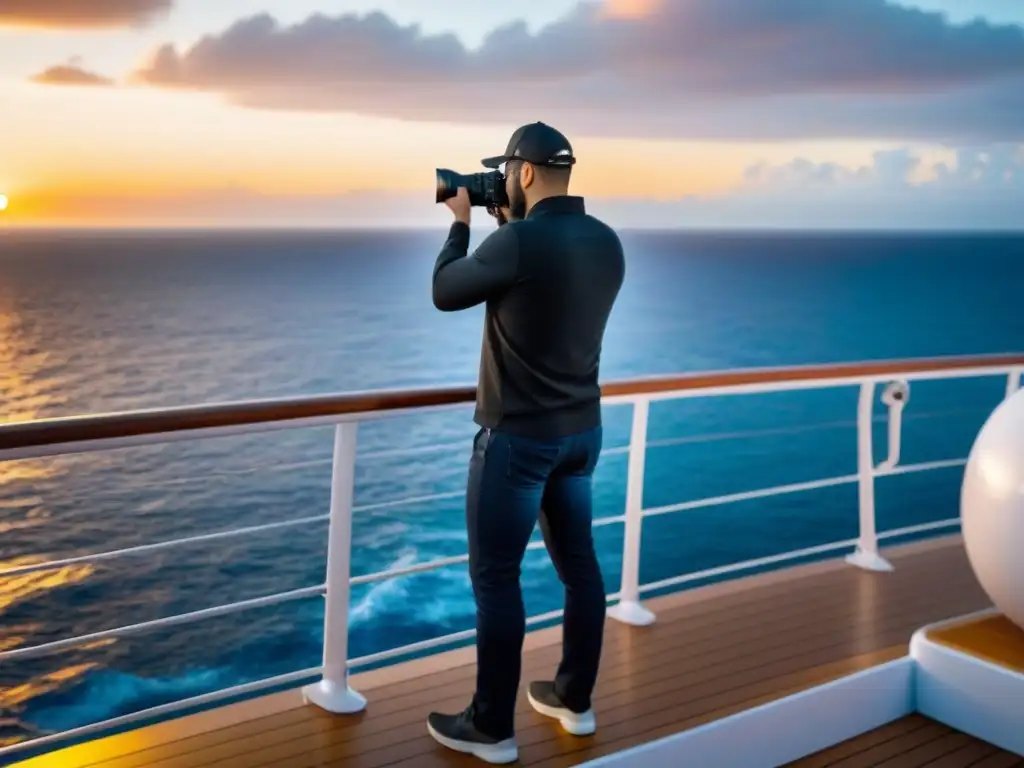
[426,122,626,764]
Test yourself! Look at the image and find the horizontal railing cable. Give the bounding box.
[84,405,989,491]
[0,585,324,663]
[0,516,331,579]
[0,459,966,581]
[350,514,626,587]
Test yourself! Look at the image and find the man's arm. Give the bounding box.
[432,222,520,312]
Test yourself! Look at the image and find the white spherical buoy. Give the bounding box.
[961,387,1024,630]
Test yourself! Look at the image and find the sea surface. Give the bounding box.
[0,229,1022,752]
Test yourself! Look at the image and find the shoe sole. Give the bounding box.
[426,720,519,764]
[527,690,596,736]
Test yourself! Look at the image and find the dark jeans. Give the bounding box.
[466,425,607,740]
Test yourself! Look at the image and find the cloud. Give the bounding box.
[604,145,1024,229]
[29,60,114,87]
[742,146,1024,193]
[129,1,1024,142]
[0,0,171,28]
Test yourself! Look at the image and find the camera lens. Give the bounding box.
[435,169,462,204]
[435,169,508,209]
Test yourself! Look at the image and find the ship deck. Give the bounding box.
[14,534,1007,768]
[787,715,1023,767]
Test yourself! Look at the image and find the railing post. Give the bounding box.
[1006,368,1022,399]
[846,382,894,573]
[608,398,656,626]
[302,421,367,714]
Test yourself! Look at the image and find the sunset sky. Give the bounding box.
[1,0,1023,228]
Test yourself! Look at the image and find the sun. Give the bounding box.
[0,194,8,212]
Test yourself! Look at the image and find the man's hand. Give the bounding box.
[445,187,471,226]
[487,205,513,227]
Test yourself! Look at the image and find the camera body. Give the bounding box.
[436,169,509,209]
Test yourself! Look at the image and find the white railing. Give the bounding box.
[0,354,1021,758]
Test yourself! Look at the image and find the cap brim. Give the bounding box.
[481,155,509,169]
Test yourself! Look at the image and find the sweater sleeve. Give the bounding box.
[432,222,521,311]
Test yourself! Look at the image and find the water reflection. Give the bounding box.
[0,307,68,425]
[0,558,97,747]
[0,558,95,614]
[0,660,99,747]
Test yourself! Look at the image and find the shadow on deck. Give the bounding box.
[14,536,997,768]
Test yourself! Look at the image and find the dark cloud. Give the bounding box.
[130,1,1024,141]
[0,0,171,28]
[30,62,114,87]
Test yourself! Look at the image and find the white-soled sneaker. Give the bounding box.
[426,707,518,764]
[527,681,596,736]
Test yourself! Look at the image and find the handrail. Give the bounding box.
[0,354,1022,759]
[1,353,1022,453]
[0,408,980,583]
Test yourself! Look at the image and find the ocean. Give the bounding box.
[0,228,1022,750]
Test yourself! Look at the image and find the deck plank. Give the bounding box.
[786,715,1022,767]
[11,536,1000,768]
[970,753,1024,768]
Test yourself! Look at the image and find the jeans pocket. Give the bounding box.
[506,436,561,482]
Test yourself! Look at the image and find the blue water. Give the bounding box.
[0,229,1021,750]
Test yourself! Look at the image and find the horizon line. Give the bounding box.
[3,224,1024,235]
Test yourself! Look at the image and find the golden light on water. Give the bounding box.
[0,558,100,749]
[0,309,69,426]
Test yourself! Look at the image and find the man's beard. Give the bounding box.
[508,175,527,221]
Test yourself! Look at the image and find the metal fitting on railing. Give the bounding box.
[877,380,910,472]
[301,422,367,714]
[607,398,657,627]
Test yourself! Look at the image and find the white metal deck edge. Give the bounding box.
[577,657,915,768]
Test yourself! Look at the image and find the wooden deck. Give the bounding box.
[928,614,1024,674]
[786,715,1024,767]
[13,535,997,768]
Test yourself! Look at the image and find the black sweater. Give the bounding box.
[432,195,625,438]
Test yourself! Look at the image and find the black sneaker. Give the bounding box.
[527,681,596,736]
[426,707,518,764]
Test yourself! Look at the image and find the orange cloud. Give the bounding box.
[29,62,114,87]
[0,0,171,28]
[601,0,664,20]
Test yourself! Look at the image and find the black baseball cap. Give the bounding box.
[481,122,576,169]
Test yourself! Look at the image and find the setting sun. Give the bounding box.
[0,194,8,212]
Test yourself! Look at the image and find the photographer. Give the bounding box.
[428,122,626,764]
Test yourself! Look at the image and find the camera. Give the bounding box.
[435,169,509,209]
